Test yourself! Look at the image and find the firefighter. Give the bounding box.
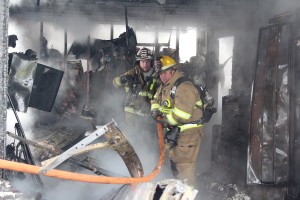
[150,55,216,186]
[113,47,159,127]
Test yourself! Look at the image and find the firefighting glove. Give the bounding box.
[151,109,167,126]
[120,75,134,85]
[165,127,180,148]
[151,109,162,120]
[202,106,217,123]
[151,112,169,128]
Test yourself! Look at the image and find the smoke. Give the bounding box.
[40,177,120,200]
[7,0,300,199]
[6,7,175,200]
[10,171,121,200]
[87,86,174,180]
[9,0,23,6]
[8,19,39,53]
[257,0,299,24]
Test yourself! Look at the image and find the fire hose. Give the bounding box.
[0,119,164,184]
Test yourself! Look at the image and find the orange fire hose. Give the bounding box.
[0,120,165,184]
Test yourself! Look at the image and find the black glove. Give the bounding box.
[165,127,180,148]
[151,109,161,120]
[202,106,217,123]
[120,75,133,85]
[151,110,168,127]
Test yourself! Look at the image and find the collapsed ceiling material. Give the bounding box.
[3,0,300,200]
[9,0,259,27]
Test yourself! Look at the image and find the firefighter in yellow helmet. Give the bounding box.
[150,55,216,186]
[113,47,160,127]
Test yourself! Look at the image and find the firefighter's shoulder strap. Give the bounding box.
[170,76,214,107]
[170,76,189,99]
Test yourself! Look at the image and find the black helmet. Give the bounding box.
[136,47,153,61]
[25,49,37,59]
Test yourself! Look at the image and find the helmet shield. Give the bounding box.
[136,47,153,61]
[159,55,177,72]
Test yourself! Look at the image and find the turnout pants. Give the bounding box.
[168,126,203,186]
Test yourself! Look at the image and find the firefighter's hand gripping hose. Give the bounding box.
[0,119,165,184]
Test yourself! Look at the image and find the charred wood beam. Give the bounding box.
[125,6,129,47]
[155,30,159,56]
[39,21,43,56]
[7,131,125,177]
[175,28,179,62]
[7,131,59,153]
[64,30,67,71]
[110,24,114,40]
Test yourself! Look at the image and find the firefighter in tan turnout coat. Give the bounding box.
[151,55,216,186]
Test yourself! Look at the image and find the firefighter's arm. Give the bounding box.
[150,92,162,119]
[112,69,135,88]
[165,82,197,125]
[150,89,169,127]
[150,103,168,127]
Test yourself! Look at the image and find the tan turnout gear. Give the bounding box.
[151,70,203,126]
[113,66,158,117]
[151,69,204,186]
[113,46,159,128]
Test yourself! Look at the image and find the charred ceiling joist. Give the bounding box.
[9,0,258,27]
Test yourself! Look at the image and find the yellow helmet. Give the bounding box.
[159,55,177,71]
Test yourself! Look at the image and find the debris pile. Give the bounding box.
[0,178,33,200]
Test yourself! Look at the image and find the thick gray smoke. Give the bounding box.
[6,2,175,199]
[6,0,300,199]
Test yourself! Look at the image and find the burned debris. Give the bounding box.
[2,0,300,199]
[2,26,157,199]
[199,9,300,200]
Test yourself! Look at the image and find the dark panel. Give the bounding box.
[291,18,300,191]
[261,25,278,183]
[247,26,273,184]
[247,23,290,185]
[28,63,64,112]
[274,23,289,184]
[211,124,221,164]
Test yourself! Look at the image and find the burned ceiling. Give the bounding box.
[9,0,259,29]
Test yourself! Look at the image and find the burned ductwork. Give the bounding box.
[247,22,290,185]
[68,27,137,71]
[247,9,300,197]
[8,53,64,112]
